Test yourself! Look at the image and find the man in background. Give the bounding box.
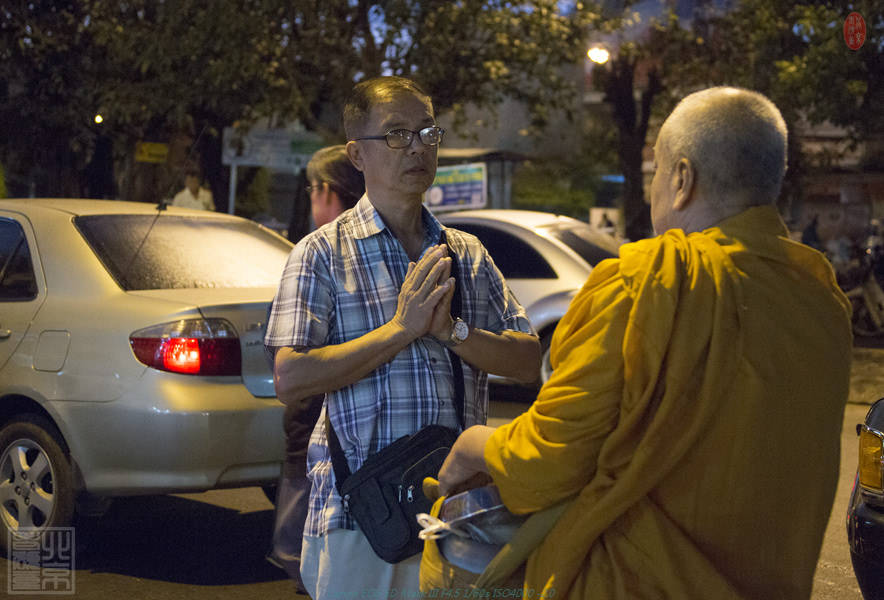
[172,167,215,210]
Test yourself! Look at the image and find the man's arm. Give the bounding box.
[427,247,541,384]
[440,260,629,506]
[444,325,540,384]
[273,245,452,406]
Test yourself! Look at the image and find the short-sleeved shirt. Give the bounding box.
[265,195,533,536]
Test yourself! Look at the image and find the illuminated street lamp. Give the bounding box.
[94,114,104,124]
[587,46,610,64]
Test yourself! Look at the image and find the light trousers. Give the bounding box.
[301,529,422,600]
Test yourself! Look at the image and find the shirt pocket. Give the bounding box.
[333,259,399,340]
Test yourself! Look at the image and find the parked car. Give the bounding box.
[437,209,621,385]
[849,397,884,598]
[0,198,292,551]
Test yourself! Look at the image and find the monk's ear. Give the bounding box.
[673,158,695,211]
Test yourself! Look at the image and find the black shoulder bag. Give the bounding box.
[325,232,466,563]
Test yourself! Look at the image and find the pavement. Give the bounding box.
[850,345,884,405]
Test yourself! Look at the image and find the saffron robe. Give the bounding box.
[485,206,852,600]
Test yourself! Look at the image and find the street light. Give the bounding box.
[94,114,104,124]
[587,46,610,64]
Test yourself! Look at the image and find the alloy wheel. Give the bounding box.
[0,437,57,536]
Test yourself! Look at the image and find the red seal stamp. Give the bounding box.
[844,12,866,50]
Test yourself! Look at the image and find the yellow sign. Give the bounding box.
[135,142,169,164]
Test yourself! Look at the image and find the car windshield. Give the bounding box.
[75,214,292,291]
[540,221,620,267]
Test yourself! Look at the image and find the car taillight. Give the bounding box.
[129,319,241,376]
[859,426,884,492]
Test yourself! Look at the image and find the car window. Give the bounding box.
[446,223,556,279]
[0,218,38,301]
[74,215,293,291]
[541,221,619,267]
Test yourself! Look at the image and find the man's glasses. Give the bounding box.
[353,126,445,149]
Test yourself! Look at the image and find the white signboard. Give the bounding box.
[222,127,322,172]
[424,162,487,212]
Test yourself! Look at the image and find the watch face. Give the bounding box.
[453,319,469,342]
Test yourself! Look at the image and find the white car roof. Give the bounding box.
[437,209,582,229]
[0,198,240,220]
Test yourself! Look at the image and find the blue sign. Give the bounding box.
[425,163,487,211]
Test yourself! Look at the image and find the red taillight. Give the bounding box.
[164,338,200,373]
[130,319,241,376]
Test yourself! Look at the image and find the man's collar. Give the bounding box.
[349,194,444,244]
[350,195,385,240]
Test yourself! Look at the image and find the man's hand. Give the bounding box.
[392,245,452,340]
[428,246,456,341]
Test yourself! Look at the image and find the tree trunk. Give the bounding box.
[197,120,227,213]
[619,131,650,240]
[601,56,659,241]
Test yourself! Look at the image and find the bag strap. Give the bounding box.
[326,228,467,495]
[326,411,352,493]
[474,499,573,589]
[440,229,466,430]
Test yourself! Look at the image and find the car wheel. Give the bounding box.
[537,329,555,387]
[851,549,884,600]
[0,415,75,555]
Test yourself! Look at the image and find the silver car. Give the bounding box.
[438,209,621,384]
[0,199,290,550]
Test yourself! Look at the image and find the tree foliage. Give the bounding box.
[0,1,590,204]
[584,0,883,240]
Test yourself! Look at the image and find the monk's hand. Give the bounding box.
[438,425,496,497]
[393,245,452,340]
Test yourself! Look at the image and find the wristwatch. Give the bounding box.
[447,318,469,347]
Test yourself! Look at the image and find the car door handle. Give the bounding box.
[0,330,10,340]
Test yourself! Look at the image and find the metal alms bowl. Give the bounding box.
[436,484,527,573]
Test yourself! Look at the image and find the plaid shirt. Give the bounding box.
[265,196,533,536]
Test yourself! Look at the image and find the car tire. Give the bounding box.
[0,415,75,556]
[534,329,555,389]
[851,549,884,600]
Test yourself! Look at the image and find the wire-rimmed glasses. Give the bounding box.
[353,126,445,149]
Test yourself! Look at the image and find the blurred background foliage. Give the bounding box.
[235,167,272,220]
[0,0,881,237]
[0,0,591,210]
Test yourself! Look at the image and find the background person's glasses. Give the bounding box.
[354,126,445,149]
[306,181,359,202]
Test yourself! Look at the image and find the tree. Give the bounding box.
[0,1,591,206]
[584,0,883,240]
[583,4,696,240]
[0,1,103,197]
[663,0,883,219]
